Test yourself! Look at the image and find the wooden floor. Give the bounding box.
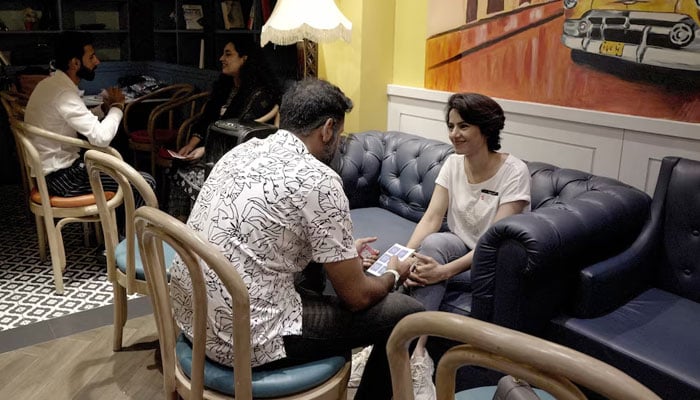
[0,314,165,399]
[0,314,359,400]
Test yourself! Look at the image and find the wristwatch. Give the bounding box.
[383,269,401,291]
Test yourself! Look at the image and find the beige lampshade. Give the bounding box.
[260,0,352,46]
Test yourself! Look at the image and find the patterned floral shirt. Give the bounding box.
[169,129,357,367]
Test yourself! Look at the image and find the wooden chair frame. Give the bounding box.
[124,84,195,176]
[10,120,124,294]
[84,149,159,351]
[386,311,661,400]
[134,206,350,400]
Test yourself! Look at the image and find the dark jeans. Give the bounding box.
[409,232,472,311]
[257,264,425,400]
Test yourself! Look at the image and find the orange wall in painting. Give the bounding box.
[425,0,700,123]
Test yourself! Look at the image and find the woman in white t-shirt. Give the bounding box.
[405,93,531,400]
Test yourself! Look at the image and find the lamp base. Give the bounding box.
[296,39,318,79]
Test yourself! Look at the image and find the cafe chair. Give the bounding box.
[135,206,351,400]
[10,120,124,295]
[124,83,195,176]
[155,91,211,169]
[386,311,661,400]
[84,149,176,351]
[1,90,30,209]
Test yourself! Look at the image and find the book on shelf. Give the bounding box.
[221,1,245,29]
[182,4,204,30]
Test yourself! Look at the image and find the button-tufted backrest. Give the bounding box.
[656,157,700,302]
[333,131,454,222]
[527,161,637,210]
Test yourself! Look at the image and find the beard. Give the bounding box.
[77,64,96,81]
[320,129,341,165]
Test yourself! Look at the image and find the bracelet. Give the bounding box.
[111,102,125,111]
[383,269,401,291]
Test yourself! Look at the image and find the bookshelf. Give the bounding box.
[0,0,131,66]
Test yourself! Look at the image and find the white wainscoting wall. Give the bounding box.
[387,84,700,195]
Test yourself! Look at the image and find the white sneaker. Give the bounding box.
[411,351,436,400]
[348,345,373,388]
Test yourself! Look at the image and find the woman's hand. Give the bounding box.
[405,252,446,287]
[178,142,197,157]
[186,147,205,161]
[355,237,380,270]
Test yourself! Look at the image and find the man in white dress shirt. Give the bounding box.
[24,31,155,202]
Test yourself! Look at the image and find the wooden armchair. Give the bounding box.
[135,206,351,400]
[387,312,660,400]
[123,83,195,176]
[10,120,124,294]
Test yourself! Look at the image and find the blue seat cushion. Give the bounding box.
[350,207,417,253]
[175,334,346,398]
[114,237,176,280]
[550,288,700,399]
[456,385,554,399]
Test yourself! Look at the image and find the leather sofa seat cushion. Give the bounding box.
[550,288,700,399]
[350,207,417,254]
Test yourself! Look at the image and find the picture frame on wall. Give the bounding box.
[221,0,245,29]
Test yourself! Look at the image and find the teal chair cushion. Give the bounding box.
[456,385,555,400]
[175,334,346,398]
[114,236,176,280]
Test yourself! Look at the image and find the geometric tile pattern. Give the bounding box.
[0,184,130,331]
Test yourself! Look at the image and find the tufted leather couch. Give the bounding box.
[332,131,455,253]
[334,130,659,388]
[547,156,700,399]
[334,130,651,315]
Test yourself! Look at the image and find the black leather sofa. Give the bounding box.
[548,156,700,399]
[333,131,659,391]
[334,131,651,318]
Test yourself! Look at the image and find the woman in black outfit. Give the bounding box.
[168,36,280,218]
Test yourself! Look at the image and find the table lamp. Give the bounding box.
[260,0,352,77]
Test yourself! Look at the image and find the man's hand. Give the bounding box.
[387,254,413,283]
[355,237,379,269]
[405,252,445,287]
[102,86,126,110]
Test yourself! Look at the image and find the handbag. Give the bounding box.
[493,375,541,400]
[204,118,277,176]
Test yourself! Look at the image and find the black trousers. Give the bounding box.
[256,264,425,400]
[45,157,156,208]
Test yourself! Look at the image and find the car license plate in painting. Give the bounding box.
[600,41,624,57]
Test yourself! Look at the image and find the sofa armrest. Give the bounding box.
[573,201,663,318]
[471,186,651,335]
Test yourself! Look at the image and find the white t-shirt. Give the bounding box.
[436,154,531,249]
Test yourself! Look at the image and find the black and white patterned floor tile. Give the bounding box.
[0,184,126,331]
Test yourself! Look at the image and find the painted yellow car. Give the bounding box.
[561,0,700,71]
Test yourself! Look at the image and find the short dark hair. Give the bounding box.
[279,78,353,136]
[54,31,94,72]
[446,93,505,151]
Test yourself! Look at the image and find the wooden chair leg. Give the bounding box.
[44,224,65,295]
[82,222,91,247]
[113,283,128,351]
[35,214,47,261]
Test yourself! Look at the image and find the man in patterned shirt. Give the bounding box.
[169,78,424,400]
